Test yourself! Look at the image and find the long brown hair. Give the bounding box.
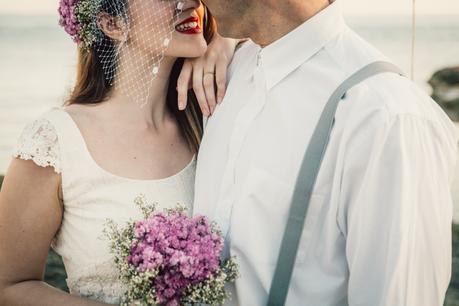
[65,6,217,154]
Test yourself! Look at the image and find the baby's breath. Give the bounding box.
[103,195,239,305]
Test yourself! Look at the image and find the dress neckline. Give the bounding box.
[54,106,196,183]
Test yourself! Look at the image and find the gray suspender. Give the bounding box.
[266,61,404,306]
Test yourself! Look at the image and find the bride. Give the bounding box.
[0,0,241,304]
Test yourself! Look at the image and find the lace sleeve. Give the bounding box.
[12,117,62,174]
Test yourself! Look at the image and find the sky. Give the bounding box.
[1,0,458,16]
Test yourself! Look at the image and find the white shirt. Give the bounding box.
[193,2,459,306]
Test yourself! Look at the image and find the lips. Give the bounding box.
[175,16,201,34]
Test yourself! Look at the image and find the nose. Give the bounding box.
[178,0,201,11]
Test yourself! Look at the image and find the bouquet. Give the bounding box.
[103,195,239,306]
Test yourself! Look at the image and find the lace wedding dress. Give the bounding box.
[12,106,196,304]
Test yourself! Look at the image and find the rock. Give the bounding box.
[45,249,68,292]
[429,67,459,122]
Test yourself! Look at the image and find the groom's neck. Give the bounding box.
[246,0,331,47]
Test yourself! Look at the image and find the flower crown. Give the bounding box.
[58,0,104,50]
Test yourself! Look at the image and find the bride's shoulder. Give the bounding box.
[62,103,105,128]
[63,102,99,114]
[63,103,99,120]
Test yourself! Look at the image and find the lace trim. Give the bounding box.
[12,117,62,174]
[66,261,126,304]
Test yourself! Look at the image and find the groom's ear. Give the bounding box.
[96,12,128,43]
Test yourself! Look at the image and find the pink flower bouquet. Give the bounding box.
[103,195,239,306]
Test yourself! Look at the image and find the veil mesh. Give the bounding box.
[94,0,184,107]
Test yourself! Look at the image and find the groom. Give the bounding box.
[193,0,459,305]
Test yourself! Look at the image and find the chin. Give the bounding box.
[167,32,208,58]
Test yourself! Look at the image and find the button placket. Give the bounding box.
[214,65,268,240]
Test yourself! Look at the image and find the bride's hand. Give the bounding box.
[177,34,245,117]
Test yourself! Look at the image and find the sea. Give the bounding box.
[1,14,459,219]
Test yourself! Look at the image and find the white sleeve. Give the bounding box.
[340,111,457,306]
[12,117,62,174]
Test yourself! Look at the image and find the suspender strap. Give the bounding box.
[267,61,404,306]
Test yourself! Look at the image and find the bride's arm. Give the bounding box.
[0,159,109,306]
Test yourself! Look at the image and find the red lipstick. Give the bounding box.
[175,16,201,35]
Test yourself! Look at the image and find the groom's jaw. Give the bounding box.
[254,0,332,47]
[204,0,331,46]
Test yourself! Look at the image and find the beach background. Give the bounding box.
[0,0,459,304]
[2,10,458,219]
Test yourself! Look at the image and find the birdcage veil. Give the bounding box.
[59,0,185,107]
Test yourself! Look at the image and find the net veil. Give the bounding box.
[94,0,184,107]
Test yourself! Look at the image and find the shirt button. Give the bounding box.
[257,51,262,67]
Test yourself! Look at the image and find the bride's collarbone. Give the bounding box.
[63,106,193,180]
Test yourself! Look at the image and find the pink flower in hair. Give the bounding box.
[58,0,82,43]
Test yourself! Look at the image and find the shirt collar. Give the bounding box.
[254,1,345,90]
